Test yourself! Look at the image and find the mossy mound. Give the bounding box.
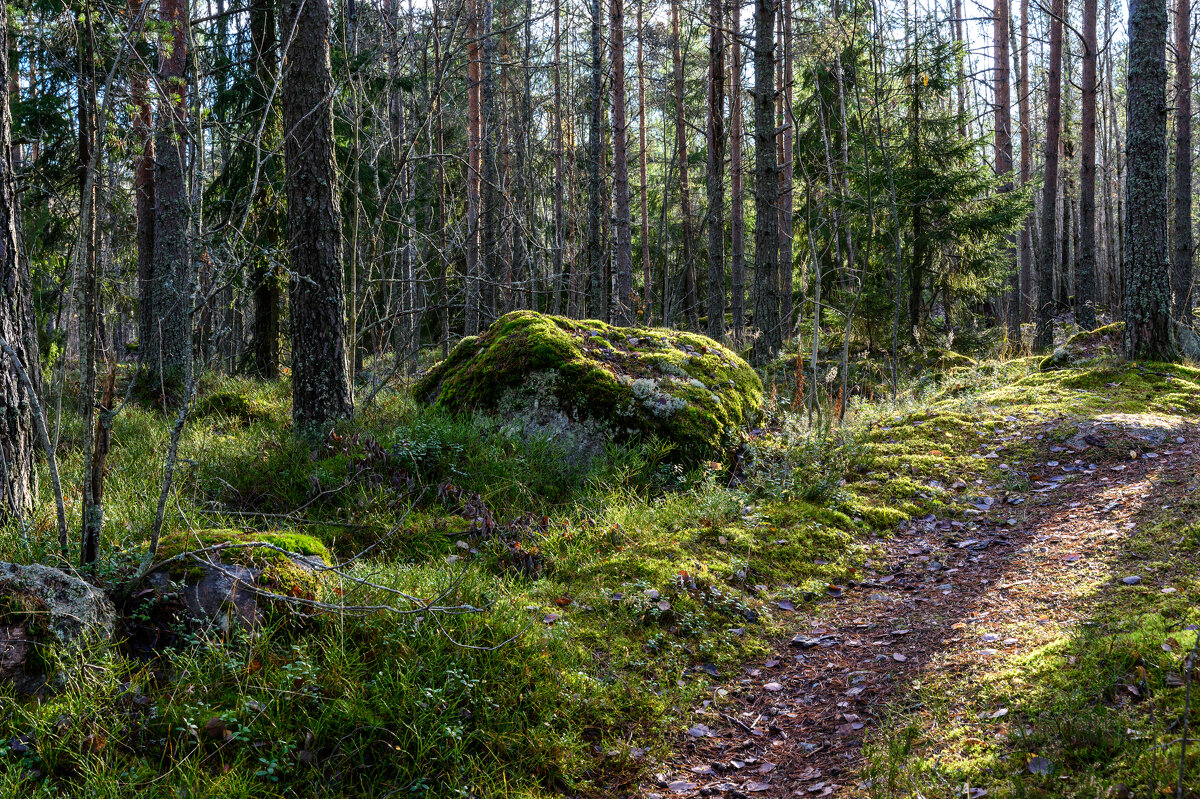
[414,311,763,461]
[154,528,330,600]
[1040,321,1124,370]
[194,390,267,424]
[923,348,977,371]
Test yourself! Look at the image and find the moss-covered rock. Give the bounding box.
[194,390,266,424]
[151,529,330,630]
[1041,322,1124,370]
[414,311,763,460]
[923,348,978,371]
[0,563,115,693]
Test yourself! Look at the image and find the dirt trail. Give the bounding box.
[640,414,1197,798]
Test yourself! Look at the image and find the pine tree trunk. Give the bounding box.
[466,1,482,332]
[481,0,502,323]
[249,0,279,378]
[1108,0,1125,318]
[672,0,698,330]
[1019,0,1032,323]
[552,0,566,317]
[281,0,352,430]
[0,0,39,516]
[705,0,725,340]
[1078,0,1099,330]
[1173,0,1192,323]
[149,0,192,379]
[751,0,781,363]
[1035,0,1063,351]
[79,7,102,563]
[637,0,652,324]
[778,0,794,339]
[611,0,634,325]
[1125,0,1175,358]
[996,0,1016,340]
[729,2,745,341]
[587,0,604,319]
[131,0,155,360]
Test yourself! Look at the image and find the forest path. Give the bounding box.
[639,412,1197,798]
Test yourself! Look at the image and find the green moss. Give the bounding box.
[155,528,330,597]
[1042,322,1125,371]
[856,504,910,528]
[1066,321,1123,346]
[414,311,763,460]
[195,390,263,422]
[924,348,977,370]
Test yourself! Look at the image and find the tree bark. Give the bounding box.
[587,0,604,319]
[611,0,634,325]
[1019,0,1032,322]
[79,6,101,562]
[1078,0,1099,330]
[552,0,565,317]
[778,0,794,339]
[672,0,698,330]
[249,0,280,378]
[751,0,781,363]
[0,0,39,516]
[996,0,1017,341]
[1125,0,1175,358]
[481,0,502,323]
[131,0,155,361]
[149,0,192,379]
[705,0,725,340]
[729,1,746,340]
[1173,0,1192,323]
[281,0,352,430]
[1035,0,1063,352]
[637,0,652,323]
[465,0,483,332]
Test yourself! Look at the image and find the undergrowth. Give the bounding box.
[2,330,1197,797]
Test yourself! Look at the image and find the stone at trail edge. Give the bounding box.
[413,311,763,461]
[0,562,115,694]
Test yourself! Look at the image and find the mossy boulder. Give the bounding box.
[1040,322,1124,370]
[923,348,977,371]
[414,311,763,460]
[0,563,115,693]
[151,529,330,630]
[194,390,267,424]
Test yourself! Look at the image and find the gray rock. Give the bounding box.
[0,562,115,693]
[1066,413,1181,451]
[150,553,325,633]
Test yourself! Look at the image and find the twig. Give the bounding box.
[142,376,199,573]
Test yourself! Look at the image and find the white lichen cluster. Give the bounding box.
[629,377,689,418]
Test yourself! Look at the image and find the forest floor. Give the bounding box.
[641,407,1200,798]
[4,326,1200,798]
